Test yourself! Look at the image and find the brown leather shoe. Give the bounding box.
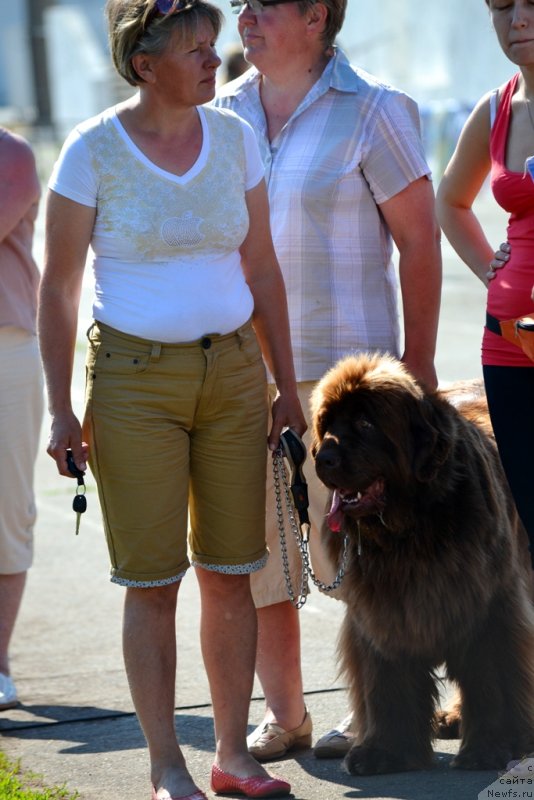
[247,708,313,761]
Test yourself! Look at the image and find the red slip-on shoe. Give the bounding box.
[210,764,291,798]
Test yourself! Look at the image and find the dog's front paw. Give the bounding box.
[343,744,420,775]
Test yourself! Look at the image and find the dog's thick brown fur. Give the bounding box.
[311,353,534,775]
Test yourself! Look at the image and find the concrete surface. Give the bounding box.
[0,184,510,799]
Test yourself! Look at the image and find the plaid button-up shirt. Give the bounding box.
[215,48,431,382]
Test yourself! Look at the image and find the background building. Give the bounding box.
[0,0,515,173]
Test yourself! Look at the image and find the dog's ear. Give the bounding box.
[310,402,328,459]
[411,397,452,482]
[310,420,323,459]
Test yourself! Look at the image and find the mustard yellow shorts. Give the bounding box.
[84,320,268,587]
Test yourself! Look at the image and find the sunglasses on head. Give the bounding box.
[146,0,198,26]
[230,0,301,14]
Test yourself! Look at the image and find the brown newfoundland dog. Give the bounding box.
[311,353,534,775]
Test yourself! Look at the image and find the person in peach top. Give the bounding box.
[0,127,43,711]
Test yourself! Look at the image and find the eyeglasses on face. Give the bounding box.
[230,0,301,14]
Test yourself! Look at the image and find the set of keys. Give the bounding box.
[66,449,87,535]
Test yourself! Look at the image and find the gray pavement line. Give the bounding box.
[0,687,348,733]
[0,709,134,732]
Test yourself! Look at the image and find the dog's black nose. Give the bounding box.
[315,447,341,472]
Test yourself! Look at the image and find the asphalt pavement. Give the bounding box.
[0,186,509,799]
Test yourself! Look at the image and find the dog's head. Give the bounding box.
[311,354,453,533]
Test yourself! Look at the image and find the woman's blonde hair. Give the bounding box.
[106,0,223,86]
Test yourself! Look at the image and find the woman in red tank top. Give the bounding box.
[437,0,534,580]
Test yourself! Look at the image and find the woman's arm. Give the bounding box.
[436,93,496,286]
[38,190,96,475]
[239,180,306,449]
[380,176,442,391]
[0,132,40,241]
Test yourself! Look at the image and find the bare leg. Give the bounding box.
[195,568,272,778]
[0,572,26,675]
[123,582,199,798]
[250,381,330,733]
[256,600,306,729]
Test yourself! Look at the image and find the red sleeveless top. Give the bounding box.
[484,72,534,367]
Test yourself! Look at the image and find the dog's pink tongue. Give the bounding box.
[327,490,344,532]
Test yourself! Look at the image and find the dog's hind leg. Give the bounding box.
[434,686,462,739]
[339,622,438,775]
[448,594,534,770]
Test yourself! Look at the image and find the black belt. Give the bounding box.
[486,312,502,336]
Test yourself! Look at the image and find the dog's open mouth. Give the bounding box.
[327,479,386,532]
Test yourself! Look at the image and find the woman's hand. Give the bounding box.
[268,390,307,452]
[486,241,510,283]
[46,410,89,477]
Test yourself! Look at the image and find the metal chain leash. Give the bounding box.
[272,446,349,609]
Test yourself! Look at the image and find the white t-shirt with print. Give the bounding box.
[49,105,265,342]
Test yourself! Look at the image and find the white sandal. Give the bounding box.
[0,672,18,711]
[313,713,355,758]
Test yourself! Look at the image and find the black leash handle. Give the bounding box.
[279,429,310,530]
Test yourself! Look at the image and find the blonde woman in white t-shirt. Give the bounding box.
[38,2,305,799]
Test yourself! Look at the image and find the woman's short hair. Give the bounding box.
[297,0,346,49]
[106,0,223,86]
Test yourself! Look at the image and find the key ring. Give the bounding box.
[66,449,87,534]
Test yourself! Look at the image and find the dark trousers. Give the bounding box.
[483,364,534,569]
